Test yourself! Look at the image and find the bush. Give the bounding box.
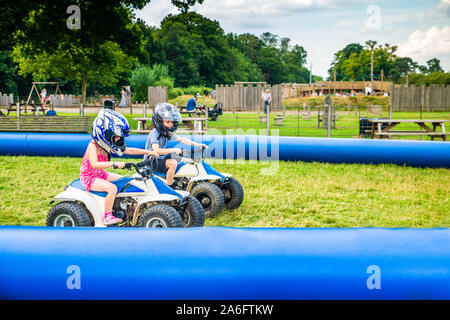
[183,85,213,97]
[168,87,184,100]
[130,64,175,102]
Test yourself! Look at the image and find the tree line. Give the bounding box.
[0,0,448,103]
[327,41,449,86]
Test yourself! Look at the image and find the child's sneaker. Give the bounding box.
[104,212,122,225]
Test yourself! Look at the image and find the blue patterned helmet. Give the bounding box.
[91,109,130,157]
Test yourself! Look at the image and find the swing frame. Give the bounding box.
[26,82,62,105]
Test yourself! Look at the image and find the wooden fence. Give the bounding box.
[215,84,283,112]
[390,84,450,111]
[0,94,13,106]
[148,86,168,107]
[48,95,80,107]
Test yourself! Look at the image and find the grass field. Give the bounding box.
[0,156,448,228]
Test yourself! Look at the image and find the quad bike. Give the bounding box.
[153,147,244,218]
[47,158,205,228]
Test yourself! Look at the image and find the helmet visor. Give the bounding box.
[155,103,182,123]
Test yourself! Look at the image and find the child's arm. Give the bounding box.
[87,143,118,169]
[176,137,208,149]
[124,148,158,157]
[151,143,182,156]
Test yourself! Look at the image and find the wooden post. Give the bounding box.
[80,103,84,116]
[143,102,147,117]
[389,83,393,119]
[333,69,336,95]
[16,103,20,118]
[266,99,270,136]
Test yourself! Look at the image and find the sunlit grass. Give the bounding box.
[0,156,448,228]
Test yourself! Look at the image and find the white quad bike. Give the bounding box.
[47,158,205,228]
[154,147,244,217]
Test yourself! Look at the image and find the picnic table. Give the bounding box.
[179,105,209,117]
[2,103,48,116]
[132,116,208,135]
[368,119,449,141]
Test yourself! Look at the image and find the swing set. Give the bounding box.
[26,82,62,106]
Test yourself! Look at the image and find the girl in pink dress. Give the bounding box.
[85,109,158,225]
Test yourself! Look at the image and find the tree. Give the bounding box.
[328,43,363,80]
[11,1,151,102]
[419,58,444,74]
[130,64,174,101]
[388,57,418,83]
[13,41,135,103]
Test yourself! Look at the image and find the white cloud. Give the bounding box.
[396,26,450,60]
[437,0,450,17]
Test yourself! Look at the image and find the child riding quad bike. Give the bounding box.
[153,146,244,218]
[47,157,205,228]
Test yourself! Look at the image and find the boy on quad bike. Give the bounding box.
[145,103,244,218]
[144,103,208,187]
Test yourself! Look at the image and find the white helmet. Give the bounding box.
[91,109,130,157]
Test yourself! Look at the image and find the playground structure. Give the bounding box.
[282,81,392,99]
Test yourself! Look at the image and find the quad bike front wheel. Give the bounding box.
[47,202,93,227]
[138,204,183,228]
[181,196,205,227]
[221,177,244,210]
[191,182,225,218]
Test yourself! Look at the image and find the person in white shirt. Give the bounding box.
[261,89,272,114]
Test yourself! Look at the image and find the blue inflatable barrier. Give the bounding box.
[0,132,449,168]
[0,226,448,300]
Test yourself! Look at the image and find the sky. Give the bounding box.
[135,0,450,79]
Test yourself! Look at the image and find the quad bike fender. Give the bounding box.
[52,186,106,227]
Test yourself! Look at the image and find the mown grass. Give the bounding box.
[0,156,448,228]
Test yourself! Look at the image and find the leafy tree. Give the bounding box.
[13,40,135,103]
[418,58,444,74]
[130,64,174,101]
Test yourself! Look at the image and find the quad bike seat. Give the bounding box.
[153,161,188,179]
[70,177,136,197]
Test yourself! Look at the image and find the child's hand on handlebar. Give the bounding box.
[172,148,183,155]
[112,161,125,169]
[197,143,208,150]
[145,150,159,157]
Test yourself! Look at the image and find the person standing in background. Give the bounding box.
[262,88,272,114]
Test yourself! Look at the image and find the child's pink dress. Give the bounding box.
[80,141,110,191]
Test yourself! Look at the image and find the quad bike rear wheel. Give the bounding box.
[138,204,183,228]
[221,177,244,210]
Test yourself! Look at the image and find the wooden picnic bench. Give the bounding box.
[178,105,210,117]
[1,103,49,116]
[132,116,208,135]
[368,119,450,141]
[0,115,93,133]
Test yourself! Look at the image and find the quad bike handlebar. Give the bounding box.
[181,145,207,162]
[118,157,158,178]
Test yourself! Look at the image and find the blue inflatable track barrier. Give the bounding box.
[0,132,449,168]
[0,226,448,300]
